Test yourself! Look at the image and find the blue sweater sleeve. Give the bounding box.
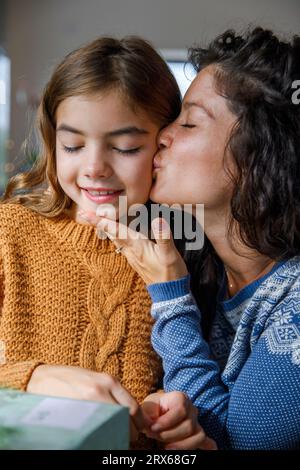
[147,277,300,449]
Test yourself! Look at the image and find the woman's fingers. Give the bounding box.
[77,210,99,225]
[140,394,162,430]
[151,217,175,249]
[149,414,198,443]
[79,210,188,284]
[79,208,148,252]
[150,391,190,432]
[164,426,217,450]
[96,217,148,257]
[143,394,216,450]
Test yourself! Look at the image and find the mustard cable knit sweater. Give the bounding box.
[0,203,162,404]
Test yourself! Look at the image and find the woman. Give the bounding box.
[90,27,300,449]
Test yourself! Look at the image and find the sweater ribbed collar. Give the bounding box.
[44,211,115,253]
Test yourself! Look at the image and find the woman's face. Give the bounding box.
[151,65,237,213]
[56,89,159,221]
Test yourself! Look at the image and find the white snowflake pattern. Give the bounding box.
[272,310,293,326]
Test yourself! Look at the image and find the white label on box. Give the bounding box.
[21,398,99,430]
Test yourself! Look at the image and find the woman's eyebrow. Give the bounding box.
[183,101,214,119]
[56,124,149,137]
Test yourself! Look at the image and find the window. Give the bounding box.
[160,49,196,97]
[0,48,10,191]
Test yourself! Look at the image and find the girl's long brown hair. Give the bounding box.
[2,36,181,217]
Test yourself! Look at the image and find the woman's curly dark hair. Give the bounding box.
[183,27,300,337]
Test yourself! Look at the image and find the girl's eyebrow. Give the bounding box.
[56,123,149,137]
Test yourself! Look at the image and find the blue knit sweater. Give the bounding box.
[147,257,300,449]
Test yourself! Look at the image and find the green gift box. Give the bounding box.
[0,388,129,450]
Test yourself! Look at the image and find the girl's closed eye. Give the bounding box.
[113,146,142,155]
[62,145,84,153]
[61,144,142,155]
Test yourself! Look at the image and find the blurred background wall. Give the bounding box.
[0,0,299,185]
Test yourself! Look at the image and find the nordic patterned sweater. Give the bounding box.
[147,257,300,450]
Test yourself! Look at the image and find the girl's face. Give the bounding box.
[56,89,159,221]
[150,66,237,213]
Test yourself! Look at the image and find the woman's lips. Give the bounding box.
[153,156,161,169]
[81,188,124,203]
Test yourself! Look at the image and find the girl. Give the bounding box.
[0,35,189,447]
[92,28,300,449]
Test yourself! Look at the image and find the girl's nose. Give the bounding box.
[84,150,113,179]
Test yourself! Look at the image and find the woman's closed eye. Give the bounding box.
[181,123,196,129]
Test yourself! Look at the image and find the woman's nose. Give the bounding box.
[158,125,173,150]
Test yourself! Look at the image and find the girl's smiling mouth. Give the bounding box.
[81,187,124,203]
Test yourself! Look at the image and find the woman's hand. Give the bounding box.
[78,210,188,285]
[26,364,149,442]
[141,391,217,450]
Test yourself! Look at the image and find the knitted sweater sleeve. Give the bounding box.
[0,247,43,392]
[147,275,300,449]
